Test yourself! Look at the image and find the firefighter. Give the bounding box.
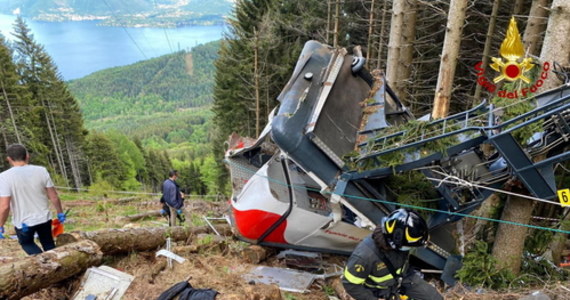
[342,208,443,300]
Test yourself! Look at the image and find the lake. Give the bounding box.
[0,14,225,80]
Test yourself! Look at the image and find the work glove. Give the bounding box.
[57,212,66,224]
[21,223,29,232]
[0,226,4,239]
[160,209,167,215]
[177,209,183,215]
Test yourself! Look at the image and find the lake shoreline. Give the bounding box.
[0,13,225,80]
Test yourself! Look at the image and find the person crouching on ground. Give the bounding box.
[342,208,443,300]
[0,144,66,255]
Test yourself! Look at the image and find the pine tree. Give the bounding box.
[83,132,128,189]
[0,35,26,149]
[11,17,87,187]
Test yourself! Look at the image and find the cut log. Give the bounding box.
[0,240,103,300]
[116,210,162,222]
[79,226,211,255]
[59,224,231,255]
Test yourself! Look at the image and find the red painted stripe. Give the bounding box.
[232,207,287,244]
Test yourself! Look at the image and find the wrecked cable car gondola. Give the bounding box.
[224,40,570,284]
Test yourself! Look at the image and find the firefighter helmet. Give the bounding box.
[382,209,429,250]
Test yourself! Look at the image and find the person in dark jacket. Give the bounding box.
[342,209,443,300]
[161,170,185,226]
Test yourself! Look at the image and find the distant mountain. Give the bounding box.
[68,40,220,156]
[68,40,219,121]
[0,0,233,27]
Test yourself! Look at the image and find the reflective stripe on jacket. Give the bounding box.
[342,235,408,300]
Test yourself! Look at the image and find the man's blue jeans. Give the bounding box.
[15,220,55,255]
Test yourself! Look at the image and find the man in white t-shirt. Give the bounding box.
[0,144,66,255]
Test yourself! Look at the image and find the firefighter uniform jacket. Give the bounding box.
[342,235,443,300]
[342,235,406,300]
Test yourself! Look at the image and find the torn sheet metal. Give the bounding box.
[72,266,134,300]
[243,266,316,293]
[243,265,342,293]
[156,249,187,264]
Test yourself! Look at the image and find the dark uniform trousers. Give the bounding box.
[342,236,443,300]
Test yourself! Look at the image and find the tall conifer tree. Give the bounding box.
[11,17,87,186]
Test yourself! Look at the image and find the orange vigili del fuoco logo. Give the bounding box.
[475,17,550,98]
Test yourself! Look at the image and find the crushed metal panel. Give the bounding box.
[307,57,371,168]
[72,266,134,300]
[243,266,316,293]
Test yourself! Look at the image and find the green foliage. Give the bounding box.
[385,171,440,214]
[197,234,215,245]
[492,93,541,144]
[84,133,129,188]
[457,240,515,289]
[524,229,554,255]
[458,238,568,289]
[322,285,335,296]
[346,120,462,170]
[282,293,298,300]
[491,65,542,145]
[519,253,569,284]
[199,155,227,196]
[1,17,87,188]
[89,178,116,197]
[69,42,219,121]
[69,46,218,186]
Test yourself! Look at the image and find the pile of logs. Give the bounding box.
[0,225,224,300]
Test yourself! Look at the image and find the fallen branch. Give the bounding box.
[0,240,103,300]
[116,210,162,222]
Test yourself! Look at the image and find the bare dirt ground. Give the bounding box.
[1,197,569,300]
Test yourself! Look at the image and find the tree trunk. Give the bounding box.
[473,0,502,103]
[550,208,570,265]
[0,240,103,300]
[333,0,340,47]
[40,95,66,177]
[326,0,332,45]
[386,0,405,95]
[376,0,389,70]
[65,136,82,189]
[366,0,376,68]
[513,0,526,15]
[398,0,418,105]
[253,29,260,137]
[47,99,68,182]
[76,225,215,255]
[539,0,570,91]
[431,0,468,119]
[538,0,570,261]
[491,195,535,274]
[463,194,501,249]
[0,79,21,144]
[523,0,550,56]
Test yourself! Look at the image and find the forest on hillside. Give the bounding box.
[69,41,219,120]
[0,17,219,196]
[212,0,570,292]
